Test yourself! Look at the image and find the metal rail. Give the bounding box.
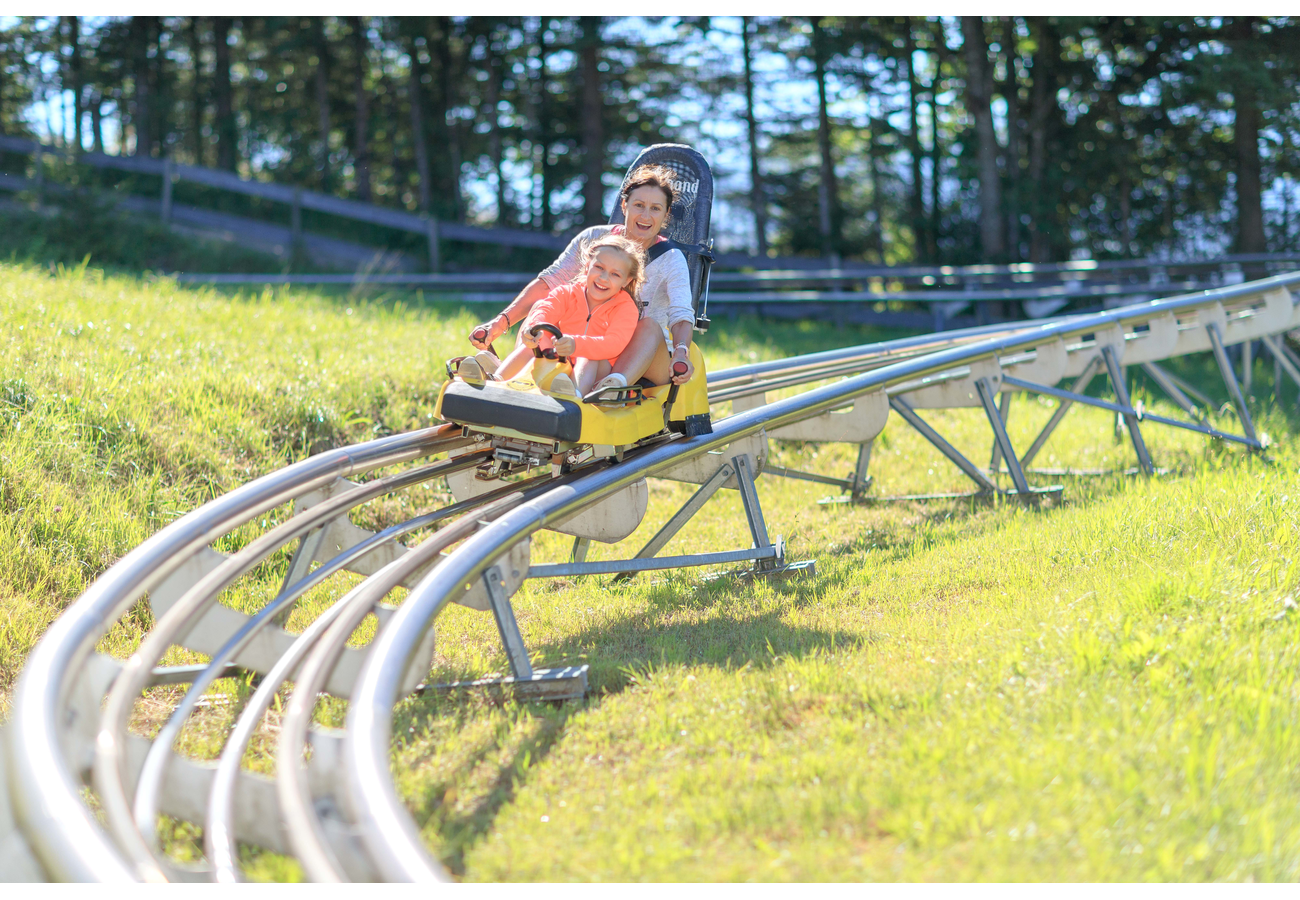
[344,272,1300,880]
[4,269,1298,882]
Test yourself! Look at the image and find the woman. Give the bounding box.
[467,164,696,390]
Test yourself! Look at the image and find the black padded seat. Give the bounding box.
[441,381,582,443]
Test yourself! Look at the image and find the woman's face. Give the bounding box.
[621,185,671,244]
[585,248,632,303]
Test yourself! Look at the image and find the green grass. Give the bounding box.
[3,257,1300,881]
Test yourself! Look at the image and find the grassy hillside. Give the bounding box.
[0,195,295,275]
[2,259,1299,881]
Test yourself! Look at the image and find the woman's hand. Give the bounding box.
[554,335,577,357]
[670,344,694,385]
[469,314,509,350]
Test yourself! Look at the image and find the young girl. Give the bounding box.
[466,235,646,396]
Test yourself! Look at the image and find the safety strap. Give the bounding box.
[647,238,716,264]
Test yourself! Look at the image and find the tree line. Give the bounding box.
[2,16,1299,265]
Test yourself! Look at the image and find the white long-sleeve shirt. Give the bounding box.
[537,225,695,330]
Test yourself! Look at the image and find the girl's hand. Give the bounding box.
[670,345,694,385]
[520,328,540,349]
[554,335,577,357]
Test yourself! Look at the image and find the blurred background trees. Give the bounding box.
[2,15,1298,264]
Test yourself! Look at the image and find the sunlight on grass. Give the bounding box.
[3,258,1299,880]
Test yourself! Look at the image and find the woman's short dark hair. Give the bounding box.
[620,164,677,218]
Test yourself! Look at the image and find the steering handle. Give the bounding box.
[470,325,497,358]
[671,345,690,378]
[528,323,566,362]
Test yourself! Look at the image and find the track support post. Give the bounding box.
[849,440,873,500]
[1101,345,1154,475]
[485,564,532,680]
[1207,323,1259,445]
[976,378,1031,497]
[988,390,1012,473]
[426,561,590,702]
[570,537,591,564]
[276,525,329,625]
[1262,335,1300,405]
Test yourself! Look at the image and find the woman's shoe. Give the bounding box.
[593,372,628,393]
[474,350,500,376]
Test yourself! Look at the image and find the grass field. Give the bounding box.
[3,259,1299,881]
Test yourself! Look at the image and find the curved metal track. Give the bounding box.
[4,272,1299,881]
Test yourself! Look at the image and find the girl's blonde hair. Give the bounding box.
[579,233,647,301]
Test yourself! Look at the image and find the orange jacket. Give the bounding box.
[523,282,639,362]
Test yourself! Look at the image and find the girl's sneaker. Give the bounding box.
[457,357,486,385]
[549,373,578,397]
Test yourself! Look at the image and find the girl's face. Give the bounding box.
[585,248,633,303]
[621,185,671,244]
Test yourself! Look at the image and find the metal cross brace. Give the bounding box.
[763,464,857,491]
[1138,362,1203,419]
[888,396,1000,493]
[1261,335,1300,401]
[1145,361,1215,407]
[766,439,875,500]
[999,375,1261,449]
[531,452,812,582]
